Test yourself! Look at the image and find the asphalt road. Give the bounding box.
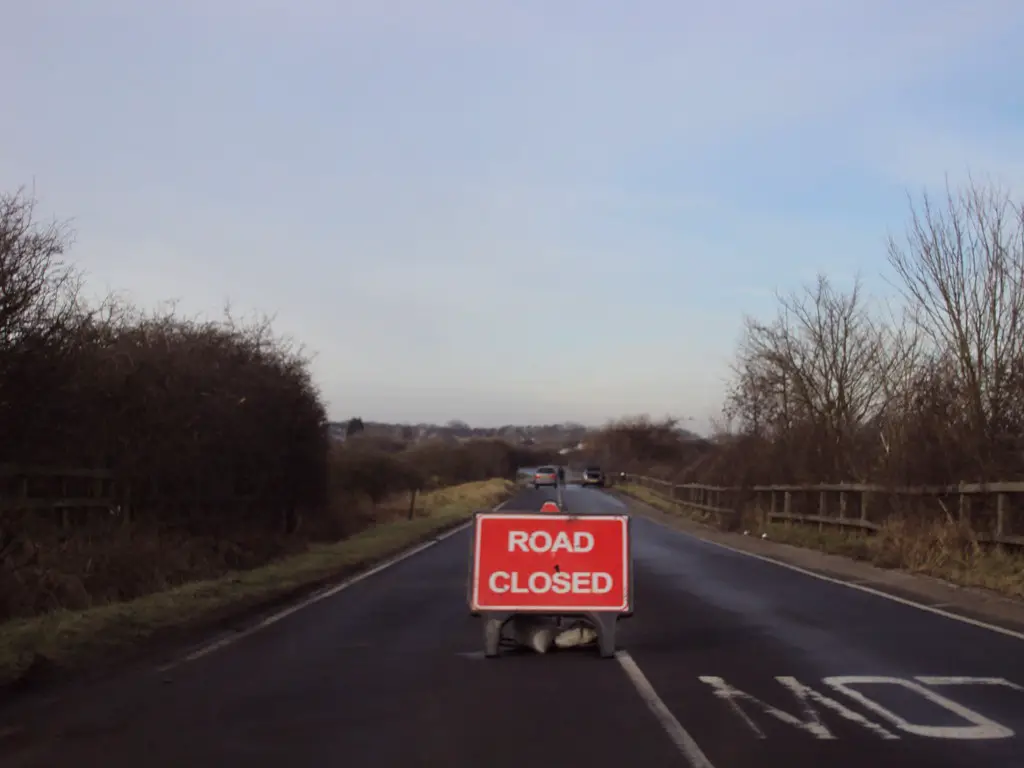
[3,485,1024,767]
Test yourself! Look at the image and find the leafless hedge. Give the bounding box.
[712,177,1024,487]
[0,187,552,537]
[0,187,559,621]
[0,189,330,535]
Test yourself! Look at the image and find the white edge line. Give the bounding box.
[616,650,716,768]
[642,515,1024,642]
[158,497,514,672]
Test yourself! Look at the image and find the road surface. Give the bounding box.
[2,485,1024,767]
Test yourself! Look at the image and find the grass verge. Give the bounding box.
[615,483,720,525]
[616,483,1024,599]
[0,478,513,690]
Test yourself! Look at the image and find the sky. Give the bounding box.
[3,1,1024,431]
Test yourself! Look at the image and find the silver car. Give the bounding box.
[533,465,558,488]
[581,466,605,487]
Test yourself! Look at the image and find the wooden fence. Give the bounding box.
[0,464,258,525]
[0,464,117,527]
[618,473,1024,548]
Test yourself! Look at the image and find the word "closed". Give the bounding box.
[488,570,614,595]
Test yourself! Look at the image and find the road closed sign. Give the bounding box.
[470,513,630,612]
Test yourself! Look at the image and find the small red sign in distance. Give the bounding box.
[471,513,629,612]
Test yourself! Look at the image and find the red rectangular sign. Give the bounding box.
[471,513,630,612]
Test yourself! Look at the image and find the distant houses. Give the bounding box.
[326,420,591,447]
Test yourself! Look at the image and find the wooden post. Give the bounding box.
[860,490,870,524]
[818,490,826,531]
[784,490,792,527]
[839,491,848,520]
[958,483,970,525]
[408,488,418,520]
[60,474,69,529]
[123,481,133,525]
[996,492,1007,542]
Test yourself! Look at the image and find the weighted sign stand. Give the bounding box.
[468,492,633,659]
[481,611,515,658]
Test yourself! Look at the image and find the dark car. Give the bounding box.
[581,466,605,487]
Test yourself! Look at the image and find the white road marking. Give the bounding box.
[916,676,1024,691]
[641,516,1024,642]
[696,674,1022,741]
[824,676,1016,739]
[697,675,897,740]
[616,651,716,767]
[158,498,513,672]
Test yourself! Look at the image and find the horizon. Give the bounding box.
[329,415,705,434]
[4,2,1023,433]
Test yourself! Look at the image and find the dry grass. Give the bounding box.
[616,484,721,525]
[761,518,1024,597]
[0,478,513,687]
[617,483,1024,598]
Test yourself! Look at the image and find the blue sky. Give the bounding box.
[4,1,1024,430]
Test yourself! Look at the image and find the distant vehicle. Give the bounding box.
[581,466,605,487]
[534,466,558,488]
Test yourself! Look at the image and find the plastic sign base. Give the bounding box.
[480,610,621,659]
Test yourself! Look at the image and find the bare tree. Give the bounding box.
[724,274,900,479]
[886,178,1024,476]
[0,189,80,348]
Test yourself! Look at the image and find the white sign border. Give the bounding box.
[471,513,630,612]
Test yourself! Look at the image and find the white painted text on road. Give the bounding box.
[699,675,1023,740]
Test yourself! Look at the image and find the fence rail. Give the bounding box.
[0,463,117,527]
[0,463,289,531]
[617,473,1024,548]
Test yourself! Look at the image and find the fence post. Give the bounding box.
[839,491,848,521]
[783,490,792,526]
[60,474,69,529]
[123,480,133,525]
[818,490,827,531]
[996,492,1006,542]
[958,483,970,525]
[408,488,418,520]
[860,490,870,525]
